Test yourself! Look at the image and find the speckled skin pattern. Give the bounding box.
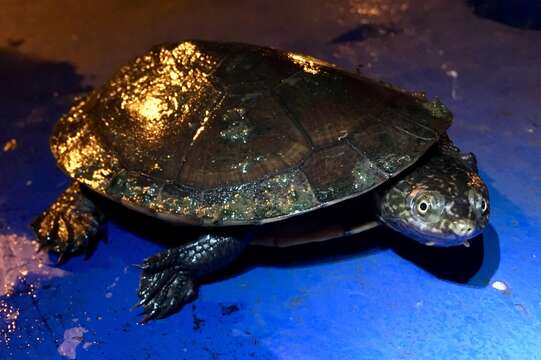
[31,40,490,320]
[377,135,490,246]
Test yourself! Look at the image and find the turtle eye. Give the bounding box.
[417,200,431,215]
[410,191,443,220]
[468,190,487,216]
[481,199,488,213]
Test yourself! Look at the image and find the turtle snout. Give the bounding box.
[449,219,476,238]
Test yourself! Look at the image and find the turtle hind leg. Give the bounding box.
[31,182,105,263]
[137,232,252,322]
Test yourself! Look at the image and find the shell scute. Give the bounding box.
[51,40,451,225]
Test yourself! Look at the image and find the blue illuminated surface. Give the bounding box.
[0,1,540,359]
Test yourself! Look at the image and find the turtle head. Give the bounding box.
[376,147,490,247]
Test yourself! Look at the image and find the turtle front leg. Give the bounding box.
[31,182,105,262]
[137,231,253,322]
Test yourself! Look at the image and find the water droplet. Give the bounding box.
[492,280,510,294]
[220,120,251,144]
[2,139,17,152]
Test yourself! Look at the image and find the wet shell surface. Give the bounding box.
[51,40,452,225]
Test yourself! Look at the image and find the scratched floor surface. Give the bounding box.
[0,1,540,359]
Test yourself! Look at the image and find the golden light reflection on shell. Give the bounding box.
[51,100,118,191]
[49,40,450,225]
[116,42,217,144]
[287,52,334,75]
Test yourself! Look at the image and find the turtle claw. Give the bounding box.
[134,233,250,321]
[139,307,162,324]
[139,250,175,272]
[137,264,197,322]
[31,183,104,262]
[56,252,69,265]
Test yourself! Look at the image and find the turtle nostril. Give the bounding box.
[451,220,475,237]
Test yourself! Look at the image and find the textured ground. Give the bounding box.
[0,0,540,359]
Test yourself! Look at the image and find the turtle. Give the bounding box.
[32,40,490,321]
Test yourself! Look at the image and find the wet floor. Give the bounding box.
[1,0,540,359]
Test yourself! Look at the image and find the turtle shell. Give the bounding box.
[50,40,452,226]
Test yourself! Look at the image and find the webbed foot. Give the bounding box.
[138,266,196,322]
[31,183,104,262]
[136,232,252,321]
